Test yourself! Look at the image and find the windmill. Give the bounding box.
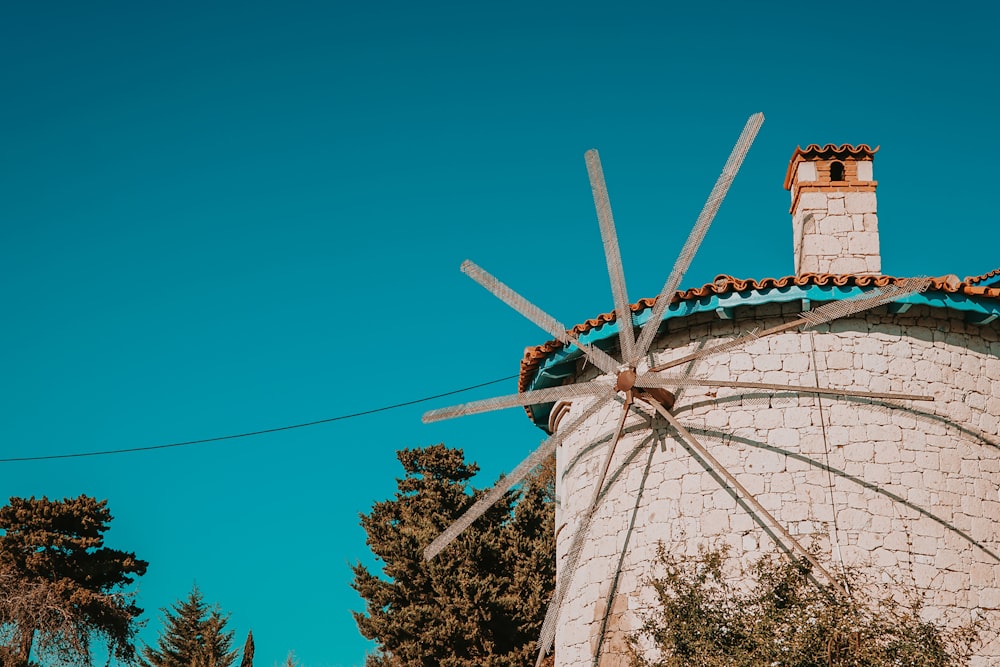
[418,115,996,666]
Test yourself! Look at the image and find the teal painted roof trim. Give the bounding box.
[526,285,1000,429]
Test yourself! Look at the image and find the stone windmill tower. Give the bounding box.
[424,118,1000,666]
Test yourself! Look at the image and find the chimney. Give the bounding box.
[784,144,880,275]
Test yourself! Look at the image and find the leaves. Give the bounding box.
[0,495,148,666]
[630,544,983,667]
[352,444,555,667]
[142,585,239,667]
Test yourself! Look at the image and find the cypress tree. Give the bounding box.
[238,631,254,667]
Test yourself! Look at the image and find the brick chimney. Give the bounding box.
[784,144,880,275]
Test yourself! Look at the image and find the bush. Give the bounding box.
[629,544,982,667]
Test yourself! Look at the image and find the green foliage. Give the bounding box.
[352,444,555,667]
[143,585,238,667]
[0,495,148,667]
[630,544,982,667]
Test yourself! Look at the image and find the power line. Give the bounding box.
[0,375,520,464]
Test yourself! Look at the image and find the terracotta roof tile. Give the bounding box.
[783,143,878,189]
[518,272,1000,394]
[790,143,879,161]
[965,266,1000,286]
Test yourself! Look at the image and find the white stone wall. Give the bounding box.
[792,190,881,275]
[554,304,1000,666]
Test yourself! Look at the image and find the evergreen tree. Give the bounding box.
[0,495,147,667]
[352,444,555,667]
[143,586,238,667]
[238,631,254,667]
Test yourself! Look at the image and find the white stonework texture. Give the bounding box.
[792,190,881,276]
[552,303,1000,666]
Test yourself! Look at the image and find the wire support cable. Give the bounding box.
[0,375,519,464]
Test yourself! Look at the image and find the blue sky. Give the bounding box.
[1,2,996,666]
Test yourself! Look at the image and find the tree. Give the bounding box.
[143,585,238,667]
[352,444,555,667]
[238,631,254,667]
[0,495,148,667]
[630,544,983,667]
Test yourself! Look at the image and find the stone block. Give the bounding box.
[705,409,730,429]
[729,410,754,428]
[882,530,910,551]
[730,352,753,372]
[679,493,702,515]
[847,231,881,255]
[770,428,799,448]
[702,509,731,533]
[753,354,783,372]
[819,215,853,234]
[796,192,828,210]
[730,511,755,532]
[754,410,783,430]
[827,425,850,443]
[781,500,810,521]
[914,450,940,470]
[856,161,874,181]
[977,586,1000,609]
[827,351,854,369]
[745,451,785,473]
[829,403,860,425]
[843,441,874,462]
[873,441,900,464]
[888,357,915,377]
[711,444,740,469]
[845,192,877,213]
[872,547,897,567]
[802,234,843,255]
[887,340,913,358]
[782,354,811,373]
[797,162,818,182]
[829,256,870,274]
[799,255,820,273]
[784,407,813,428]
[867,423,902,442]
[740,473,766,495]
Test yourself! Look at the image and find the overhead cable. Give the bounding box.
[0,375,519,463]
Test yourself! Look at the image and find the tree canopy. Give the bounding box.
[0,495,147,667]
[142,585,240,667]
[352,444,555,667]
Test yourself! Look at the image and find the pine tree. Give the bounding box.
[352,444,555,667]
[0,495,148,667]
[143,585,238,667]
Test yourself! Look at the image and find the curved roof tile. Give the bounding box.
[791,143,879,161]
[783,144,879,189]
[966,266,1000,286]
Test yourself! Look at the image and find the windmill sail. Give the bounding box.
[587,149,637,363]
[632,113,765,364]
[423,393,613,561]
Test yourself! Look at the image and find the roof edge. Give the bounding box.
[518,273,1000,429]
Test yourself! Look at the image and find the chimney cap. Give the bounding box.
[784,144,880,190]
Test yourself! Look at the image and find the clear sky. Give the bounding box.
[1,2,996,666]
